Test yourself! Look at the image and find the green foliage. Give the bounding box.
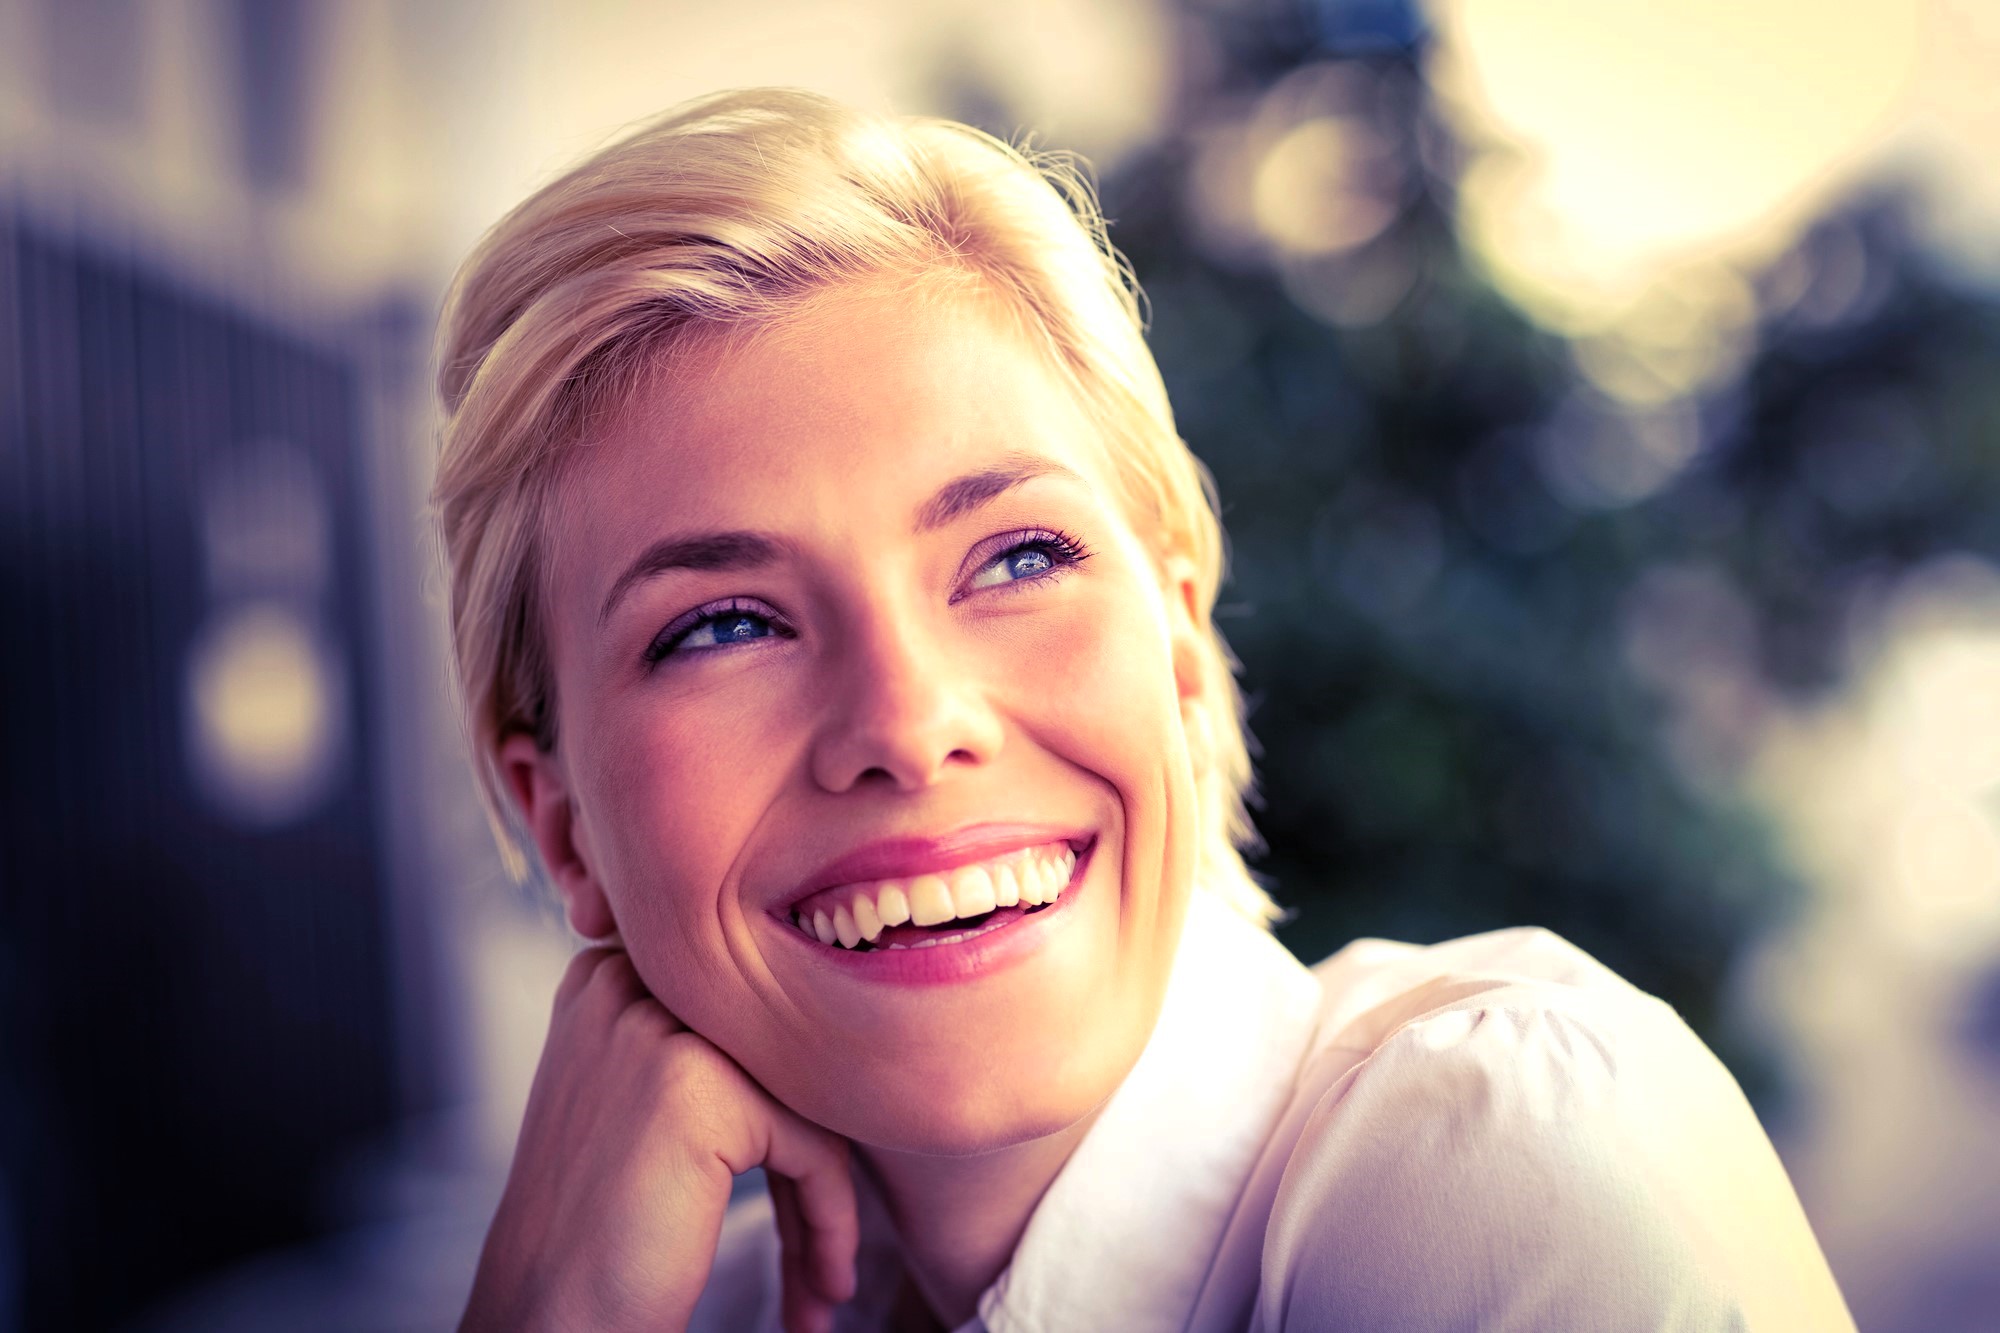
[1081,29,2000,1113]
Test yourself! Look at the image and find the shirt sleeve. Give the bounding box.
[1256,992,1855,1332]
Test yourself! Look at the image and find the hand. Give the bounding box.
[460,946,859,1333]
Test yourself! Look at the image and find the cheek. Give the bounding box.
[1013,576,1186,783]
[1019,572,1199,956]
[577,686,793,998]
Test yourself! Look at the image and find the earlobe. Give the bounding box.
[497,732,618,940]
[1161,555,1213,778]
[1161,554,1205,701]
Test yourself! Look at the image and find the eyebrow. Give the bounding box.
[915,452,1082,534]
[596,452,1086,629]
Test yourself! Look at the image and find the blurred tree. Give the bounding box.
[1023,0,2000,1112]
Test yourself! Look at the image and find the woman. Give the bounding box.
[432,88,1853,1332]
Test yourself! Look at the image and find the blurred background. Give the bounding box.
[2,0,1997,1328]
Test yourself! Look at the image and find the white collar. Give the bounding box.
[966,883,1323,1333]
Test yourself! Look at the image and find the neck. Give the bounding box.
[856,1112,1100,1330]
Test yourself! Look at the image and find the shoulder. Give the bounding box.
[1254,927,1853,1332]
[1305,923,1643,1038]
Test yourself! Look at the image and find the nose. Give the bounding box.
[809,605,1004,794]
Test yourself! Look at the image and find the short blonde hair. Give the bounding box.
[430,87,1279,928]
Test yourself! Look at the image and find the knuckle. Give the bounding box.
[587,947,638,987]
[552,948,601,1002]
[652,1035,743,1115]
[586,953,644,1008]
[553,945,624,1007]
[607,983,675,1033]
[548,954,663,1050]
[652,1030,716,1085]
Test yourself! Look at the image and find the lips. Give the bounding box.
[775,823,1094,917]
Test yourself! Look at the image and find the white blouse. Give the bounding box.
[690,885,1855,1331]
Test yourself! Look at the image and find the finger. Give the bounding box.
[576,949,683,1032]
[769,1173,834,1333]
[552,943,622,1007]
[762,1115,858,1306]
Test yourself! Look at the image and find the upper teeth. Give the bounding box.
[794,841,1078,949]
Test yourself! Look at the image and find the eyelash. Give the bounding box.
[641,528,1094,669]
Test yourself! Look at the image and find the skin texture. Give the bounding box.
[476,279,1214,1331]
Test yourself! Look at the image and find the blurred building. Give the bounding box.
[0,3,456,1329]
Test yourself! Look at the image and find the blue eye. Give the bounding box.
[1005,548,1052,577]
[964,529,1092,596]
[644,597,784,667]
[686,609,776,648]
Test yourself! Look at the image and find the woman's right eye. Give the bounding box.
[643,598,787,667]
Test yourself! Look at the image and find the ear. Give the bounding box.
[1161,552,1213,781]
[498,732,618,941]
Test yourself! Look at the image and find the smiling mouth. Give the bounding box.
[828,902,1054,952]
[788,839,1083,951]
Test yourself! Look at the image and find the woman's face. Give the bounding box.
[506,280,1210,1153]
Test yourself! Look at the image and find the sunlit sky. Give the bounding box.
[1426,0,2000,344]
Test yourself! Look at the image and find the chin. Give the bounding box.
[810,1029,1144,1158]
[843,1088,1102,1159]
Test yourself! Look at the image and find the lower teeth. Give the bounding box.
[846,903,1047,952]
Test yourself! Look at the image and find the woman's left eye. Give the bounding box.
[962,529,1093,596]
[643,597,788,667]
[681,609,777,649]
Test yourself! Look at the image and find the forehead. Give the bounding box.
[547,281,1125,597]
